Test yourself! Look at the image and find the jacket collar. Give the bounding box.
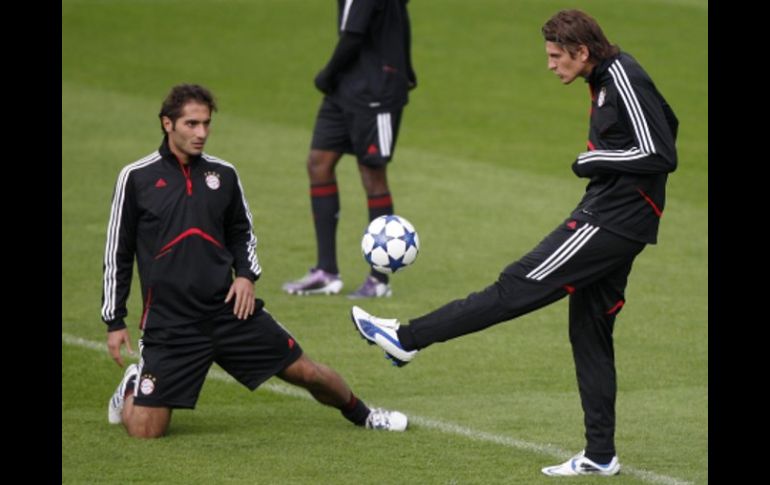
[586,52,621,86]
[158,136,202,166]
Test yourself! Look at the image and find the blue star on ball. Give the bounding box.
[401,230,418,250]
[372,227,390,251]
[388,254,407,272]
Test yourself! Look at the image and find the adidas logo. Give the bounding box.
[155,178,167,188]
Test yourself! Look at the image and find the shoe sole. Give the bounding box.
[107,402,122,425]
[284,280,343,296]
[350,309,410,367]
[346,288,393,300]
[541,457,621,477]
[541,469,621,477]
[287,288,341,295]
[384,352,409,367]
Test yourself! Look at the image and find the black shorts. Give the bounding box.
[133,302,303,409]
[310,97,403,167]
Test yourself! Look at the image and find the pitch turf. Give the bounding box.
[63,1,707,483]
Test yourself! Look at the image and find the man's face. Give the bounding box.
[163,101,211,160]
[545,41,591,84]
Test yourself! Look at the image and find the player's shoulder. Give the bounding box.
[201,153,241,178]
[614,52,652,83]
[202,153,235,168]
[119,150,162,177]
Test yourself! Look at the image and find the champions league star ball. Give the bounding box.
[361,215,420,274]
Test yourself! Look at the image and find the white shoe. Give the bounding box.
[107,363,138,424]
[282,268,343,295]
[365,408,408,431]
[350,305,417,366]
[347,276,392,299]
[541,450,620,476]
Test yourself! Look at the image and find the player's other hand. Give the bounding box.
[226,276,256,320]
[107,328,134,368]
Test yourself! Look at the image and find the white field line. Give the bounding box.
[63,332,692,485]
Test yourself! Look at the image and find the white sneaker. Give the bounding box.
[541,450,620,476]
[365,408,408,431]
[347,276,392,299]
[282,268,343,295]
[107,363,139,424]
[350,305,417,366]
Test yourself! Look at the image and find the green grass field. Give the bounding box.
[63,0,707,483]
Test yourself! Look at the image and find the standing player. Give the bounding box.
[282,0,417,299]
[351,10,678,476]
[102,84,407,437]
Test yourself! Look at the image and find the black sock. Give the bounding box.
[340,394,370,426]
[585,451,615,465]
[311,182,340,274]
[367,193,393,283]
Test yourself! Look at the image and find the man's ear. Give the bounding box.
[161,116,173,134]
[577,45,590,63]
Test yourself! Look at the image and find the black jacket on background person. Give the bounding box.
[571,51,678,244]
[101,138,261,332]
[317,0,416,112]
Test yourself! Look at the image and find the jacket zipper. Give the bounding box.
[178,161,192,196]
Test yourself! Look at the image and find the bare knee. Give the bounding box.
[279,355,324,387]
[357,163,389,195]
[307,150,340,184]
[125,423,167,439]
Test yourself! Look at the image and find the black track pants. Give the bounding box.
[399,219,645,456]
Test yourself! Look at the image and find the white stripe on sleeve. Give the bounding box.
[204,155,261,277]
[101,153,160,321]
[340,0,354,31]
[608,60,655,154]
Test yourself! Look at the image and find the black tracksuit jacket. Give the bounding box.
[329,0,415,112]
[571,52,678,244]
[101,139,261,331]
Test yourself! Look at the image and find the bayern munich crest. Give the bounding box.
[204,171,221,190]
[140,375,156,395]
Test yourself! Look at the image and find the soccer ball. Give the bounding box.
[361,215,420,274]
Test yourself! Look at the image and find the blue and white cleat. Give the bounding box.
[541,450,620,476]
[350,306,416,367]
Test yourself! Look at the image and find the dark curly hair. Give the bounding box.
[158,84,217,135]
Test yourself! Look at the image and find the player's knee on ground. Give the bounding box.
[125,420,168,439]
[124,406,171,439]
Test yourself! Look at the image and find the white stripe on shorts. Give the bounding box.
[377,112,392,157]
